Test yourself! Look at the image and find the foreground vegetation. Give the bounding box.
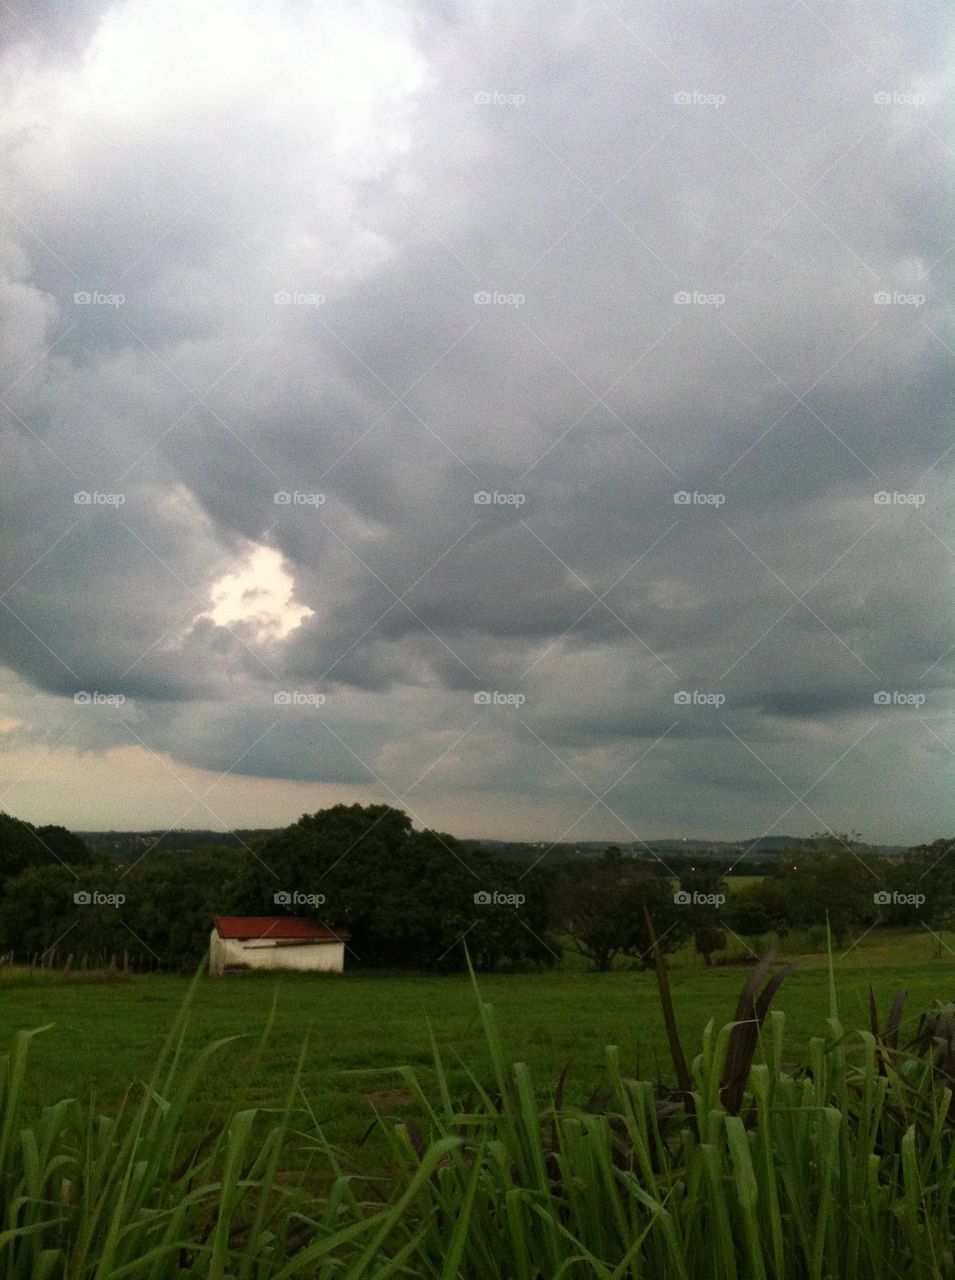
[2,938,955,1277]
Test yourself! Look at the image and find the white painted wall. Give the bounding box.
[209,931,345,976]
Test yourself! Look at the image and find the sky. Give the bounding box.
[0,0,952,845]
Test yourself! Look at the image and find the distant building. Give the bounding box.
[209,916,349,977]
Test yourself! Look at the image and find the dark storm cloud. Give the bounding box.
[0,0,952,840]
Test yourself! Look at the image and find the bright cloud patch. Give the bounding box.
[198,546,313,642]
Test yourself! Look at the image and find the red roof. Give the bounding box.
[213,916,349,942]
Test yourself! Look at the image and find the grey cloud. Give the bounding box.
[0,0,952,842]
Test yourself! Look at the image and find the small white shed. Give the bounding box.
[209,916,349,977]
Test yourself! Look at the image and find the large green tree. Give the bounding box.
[553,850,689,971]
[0,812,92,883]
[237,804,555,971]
[0,861,127,962]
[0,844,253,970]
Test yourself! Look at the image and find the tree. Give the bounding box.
[693,925,726,966]
[0,812,92,884]
[872,856,955,937]
[0,843,253,970]
[672,868,728,964]
[238,804,556,971]
[0,860,128,962]
[723,878,791,937]
[553,852,689,971]
[780,853,873,943]
[122,846,254,969]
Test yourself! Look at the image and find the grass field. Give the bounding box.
[3,928,953,1168]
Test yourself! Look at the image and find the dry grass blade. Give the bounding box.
[643,905,692,1098]
[870,988,908,1075]
[720,953,793,1116]
[885,990,907,1050]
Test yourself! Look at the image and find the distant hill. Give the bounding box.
[463,835,909,859]
[81,828,910,862]
[80,829,282,857]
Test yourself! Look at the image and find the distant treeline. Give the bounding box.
[0,809,949,973]
[83,828,909,865]
[80,829,284,857]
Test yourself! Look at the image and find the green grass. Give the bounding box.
[358,959,955,1278]
[725,874,764,891]
[3,933,955,1276]
[2,928,953,1165]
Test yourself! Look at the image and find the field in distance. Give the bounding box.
[1,928,951,1165]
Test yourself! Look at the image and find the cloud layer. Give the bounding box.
[1,0,952,843]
